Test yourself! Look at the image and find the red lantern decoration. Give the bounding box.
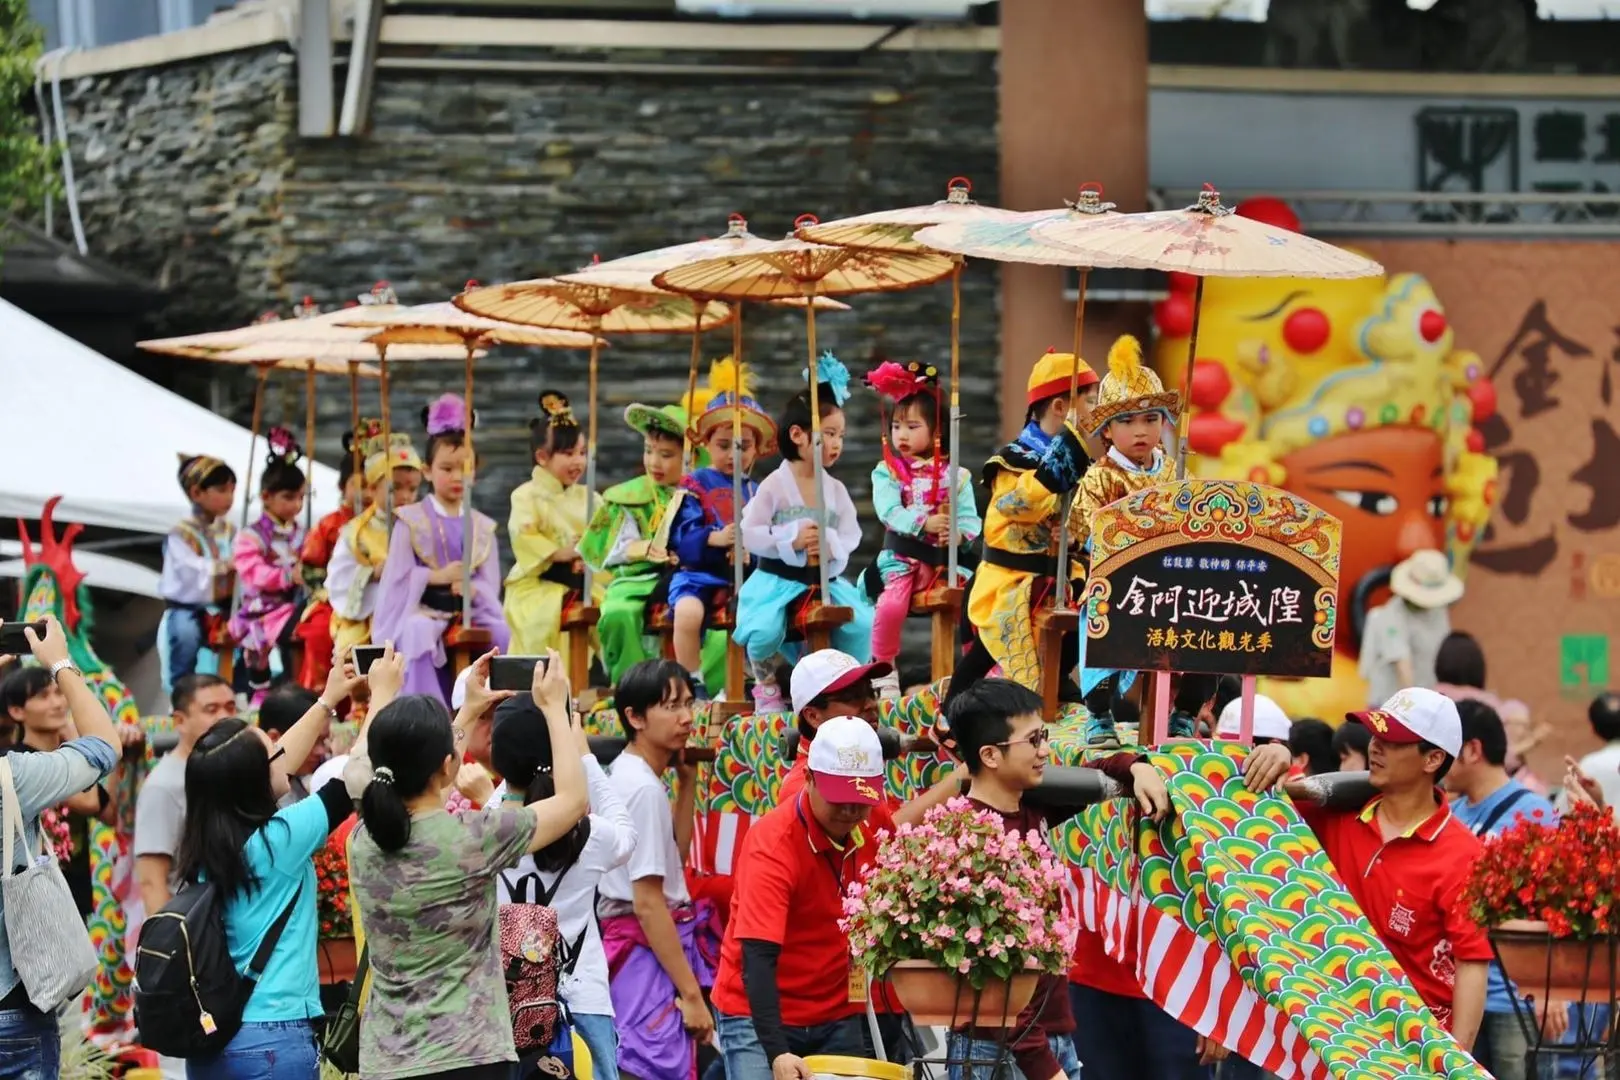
[1155,295,1195,338]
[1189,414,1248,456]
[1466,428,1486,454]
[1419,309,1449,344]
[1235,196,1302,234]
[1189,358,1233,411]
[1468,379,1497,424]
[1167,271,1199,295]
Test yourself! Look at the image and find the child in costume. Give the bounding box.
[864,359,982,691]
[159,453,238,690]
[1056,335,1187,746]
[228,427,308,699]
[371,394,509,704]
[580,403,728,688]
[504,391,602,667]
[326,424,425,659]
[669,359,773,699]
[291,423,366,689]
[734,354,872,712]
[956,348,1100,699]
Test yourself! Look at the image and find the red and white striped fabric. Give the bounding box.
[690,807,755,877]
[1073,867,1325,1080]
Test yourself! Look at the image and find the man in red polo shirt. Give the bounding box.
[1285,686,1490,1047]
[712,715,891,1079]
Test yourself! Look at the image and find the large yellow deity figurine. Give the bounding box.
[1152,207,1499,719]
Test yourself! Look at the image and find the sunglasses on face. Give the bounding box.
[998,727,1050,750]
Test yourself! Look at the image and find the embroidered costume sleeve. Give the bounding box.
[159,527,219,606]
[1070,463,1132,554]
[507,478,562,580]
[871,462,927,537]
[233,527,295,594]
[952,464,983,545]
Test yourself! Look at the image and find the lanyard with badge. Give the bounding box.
[797,794,869,1004]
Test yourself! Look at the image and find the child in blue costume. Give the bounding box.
[669,360,774,700]
[733,353,873,714]
[158,454,238,689]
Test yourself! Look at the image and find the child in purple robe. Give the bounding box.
[371,394,510,703]
[228,427,308,700]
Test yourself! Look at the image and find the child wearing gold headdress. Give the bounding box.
[1061,335,1186,745]
[503,391,601,666]
[326,427,425,658]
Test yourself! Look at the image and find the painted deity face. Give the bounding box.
[1281,426,1448,655]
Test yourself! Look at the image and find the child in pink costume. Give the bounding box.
[863,361,980,687]
[228,427,308,700]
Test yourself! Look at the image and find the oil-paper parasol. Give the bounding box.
[798,178,1019,583]
[1031,185,1385,478]
[334,299,602,621]
[653,221,955,597]
[914,183,1121,608]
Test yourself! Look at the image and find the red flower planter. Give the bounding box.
[887,961,1038,1027]
[1492,920,1618,1002]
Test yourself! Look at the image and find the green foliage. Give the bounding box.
[1,0,56,225]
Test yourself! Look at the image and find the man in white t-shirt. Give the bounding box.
[1358,549,1462,706]
[597,658,712,1080]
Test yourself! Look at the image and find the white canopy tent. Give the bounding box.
[2,299,342,535]
[0,540,162,598]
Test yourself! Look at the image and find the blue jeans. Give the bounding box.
[1070,983,1211,1080]
[716,1010,869,1080]
[0,1006,59,1080]
[185,1021,319,1080]
[945,1033,1081,1080]
[570,1013,619,1080]
[165,607,205,688]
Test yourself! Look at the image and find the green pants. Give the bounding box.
[598,573,729,690]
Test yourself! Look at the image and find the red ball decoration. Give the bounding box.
[1235,196,1302,234]
[1467,379,1497,424]
[1466,428,1486,453]
[1155,296,1195,338]
[1189,414,1247,456]
[1189,359,1233,410]
[1282,307,1331,355]
[1167,271,1199,295]
[1419,308,1449,344]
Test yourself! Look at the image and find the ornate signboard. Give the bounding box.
[1081,480,1342,677]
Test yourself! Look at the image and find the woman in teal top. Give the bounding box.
[176,663,363,1080]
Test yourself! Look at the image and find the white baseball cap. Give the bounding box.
[450,666,473,710]
[789,650,892,718]
[805,715,886,806]
[1217,693,1291,742]
[1349,687,1462,758]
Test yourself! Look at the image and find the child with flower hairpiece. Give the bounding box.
[327,421,425,661]
[668,358,773,700]
[504,390,603,669]
[291,421,369,690]
[372,394,509,704]
[734,352,873,712]
[159,452,239,689]
[228,427,309,701]
[863,358,981,695]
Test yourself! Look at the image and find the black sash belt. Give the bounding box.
[421,585,459,614]
[883,531,947,566]
[541,563,585,590]
[981,545,1059,576]
[756,556,820,586]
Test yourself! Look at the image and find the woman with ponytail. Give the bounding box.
[345,646,588,1080]
[229,428,309,702]
[503,391,600,666]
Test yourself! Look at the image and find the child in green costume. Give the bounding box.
[579,403,727,689]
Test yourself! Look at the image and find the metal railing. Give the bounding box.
[1157,188,1620,237]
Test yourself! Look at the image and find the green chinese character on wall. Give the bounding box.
[1561,634,1610,696]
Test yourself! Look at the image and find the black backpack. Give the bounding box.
[134,880,300,1058]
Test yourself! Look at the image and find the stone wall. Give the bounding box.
[59,42,1001,665]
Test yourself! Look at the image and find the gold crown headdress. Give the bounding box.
[1086,335,1181,436]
